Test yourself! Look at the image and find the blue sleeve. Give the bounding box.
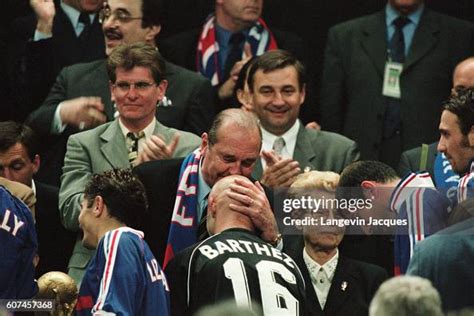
[92,231,144,315]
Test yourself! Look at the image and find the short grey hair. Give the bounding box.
[369,276,443,316]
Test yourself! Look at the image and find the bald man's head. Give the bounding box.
[453,57,474,95]
[207,175,255,235]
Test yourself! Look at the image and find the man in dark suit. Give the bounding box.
[285,174,387,316]
[398,56,474,178]
[9,0,105,121]
[398,142,437,177]
[320,0,474,168]
[0,121,76,277]
[158,0,308,115]
[26,0,215,187]
[246,50,359,188]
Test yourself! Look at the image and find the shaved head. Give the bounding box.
[207,175,254,235]
[452,57,474,95]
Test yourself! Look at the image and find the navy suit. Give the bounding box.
[320,8,474,165]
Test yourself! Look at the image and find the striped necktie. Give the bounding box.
[126,131,145,165]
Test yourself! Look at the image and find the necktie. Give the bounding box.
[197,195,209,241]
[78,12,91,43]
[223,32,245,81]
[384,16,410,139]
[272,137,286,156]
[126,131,145,165]
[389,16,410,63]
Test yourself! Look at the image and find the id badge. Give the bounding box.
[382,61,403,99]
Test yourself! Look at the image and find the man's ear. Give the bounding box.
[208,195,216,218]
[360,180,377,199]
[157,80,168,100]
[299,83,306,105]
[201,132,209,152]
[468,126,474,146]
[93,196,106,217]
[32,154,40,175]
[145,24,161,42]
[109,81,116,103]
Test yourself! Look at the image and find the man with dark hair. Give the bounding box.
[320,0,474,169]
[246,50,359,188]
[338,161,400,200]
[337,161,400,275]
[404,89,474,311]
[165,175,306,316]
[398,57,474,179]
[60,42,201,285]
[76,169,170,315]
[0,121,75,277]
[134,108,280,267]
[26,0,215,187]
[438,88,474,174]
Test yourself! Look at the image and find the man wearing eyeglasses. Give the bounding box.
[26,0,215,187]
[59,42,201,286]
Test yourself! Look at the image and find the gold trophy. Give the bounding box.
[36,272,78,316]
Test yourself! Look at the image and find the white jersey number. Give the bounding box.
[223,258,299,315]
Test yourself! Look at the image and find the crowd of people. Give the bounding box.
[1,0,474,315]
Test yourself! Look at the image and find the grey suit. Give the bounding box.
[252,124,360,179]
[26,59,214,187]
[320,8,474,165]
[59,119,201,285]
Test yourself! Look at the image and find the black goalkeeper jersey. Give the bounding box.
[166,228,306,316]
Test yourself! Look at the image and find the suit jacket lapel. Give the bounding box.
[361,11,387,77]
[293,250,324,315]
[404,9,439,72]
[54,6,77,39]
[294,125,316,172]
[324,257,354,315]
[153,120,176,142]
[100,121,130,169]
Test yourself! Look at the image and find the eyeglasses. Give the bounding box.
[99,7,142,24]
[113,81,156,93]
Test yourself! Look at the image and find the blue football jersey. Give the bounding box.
[0,186,38,299]
[76,227,170,315]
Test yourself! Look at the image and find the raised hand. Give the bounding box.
[30,0,56,35]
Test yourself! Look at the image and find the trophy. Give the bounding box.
[36,271,78,316]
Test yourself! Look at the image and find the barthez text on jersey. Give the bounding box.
[198,239,295,268]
